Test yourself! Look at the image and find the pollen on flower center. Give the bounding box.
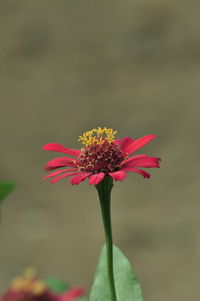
[10,268,45,295]
[76,128,125,173]
[78,127,117,147]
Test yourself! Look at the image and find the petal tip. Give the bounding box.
[42,143,51,151]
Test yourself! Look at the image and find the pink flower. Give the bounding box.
[0,269,85,301]
[0,268,56,301]
[43,127,160,185]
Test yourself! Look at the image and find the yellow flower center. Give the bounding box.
[78,127,117,146]
[10,268,45,295]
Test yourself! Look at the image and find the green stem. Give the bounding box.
[95,176,117,301]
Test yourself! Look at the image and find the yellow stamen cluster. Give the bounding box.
[10,268,45,295]
[78,127,117,146]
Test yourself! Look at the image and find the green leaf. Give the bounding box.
[44,277,70,293]
[0,181,15,205]
[89,245,143,301]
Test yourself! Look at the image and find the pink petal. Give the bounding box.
[122,155,148,166]
[124,135,156,155]
[109,171,126,181]
[44,157,77,171]
[89,172,105,185]
[122,155,160,168]
[113,139,121,146]
[59,287,85,301]
[120,136,135,151]
[43,143,81,157]
[50,171,80,183]
[121,167,151,178]
[70,172,92,185]
[43,168,78,180]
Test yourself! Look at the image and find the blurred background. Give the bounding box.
[0,0,200,300]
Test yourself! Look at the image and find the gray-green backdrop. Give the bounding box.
[0,1,199,300]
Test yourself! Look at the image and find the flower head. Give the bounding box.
[0,268,85,301]
[43,127,160,185]
[0,268,54,301]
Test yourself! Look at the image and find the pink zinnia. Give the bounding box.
[43,127,160,185]
[0,268,55,301]
[0,269,85,301]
